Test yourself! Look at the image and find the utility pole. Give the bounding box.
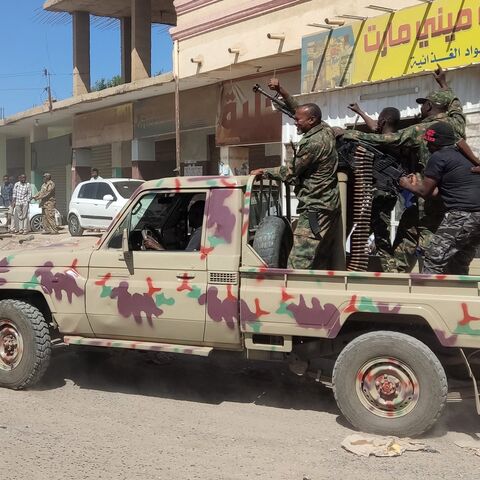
[43,68,53,111]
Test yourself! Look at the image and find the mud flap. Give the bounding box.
[459,349,480,415]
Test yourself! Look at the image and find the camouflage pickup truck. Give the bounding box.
[0,175,479,437]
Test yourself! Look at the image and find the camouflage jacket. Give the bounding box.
[342,88,466,171]
[35,180,56,207]
[265,121,340,213]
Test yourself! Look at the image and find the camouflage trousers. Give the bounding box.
[371,190,398,271]
[288,209,344,270]
[42,202,58,234]
[423,210,480,275]
[381,196,445,273]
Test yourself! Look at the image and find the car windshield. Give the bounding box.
[112,181,144,199]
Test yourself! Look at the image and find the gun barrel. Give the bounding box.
[252,83,295,119]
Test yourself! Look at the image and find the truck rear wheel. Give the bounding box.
[332,331,447,437]
[0,300,51,390]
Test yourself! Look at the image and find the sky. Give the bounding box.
[0,1,173,117]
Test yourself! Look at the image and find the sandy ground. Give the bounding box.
[0,230,479,479]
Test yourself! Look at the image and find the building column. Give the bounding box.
[131,0,151,81]
[30,126,49,187]
[131,139,155,179]
[0,135,6,178]
[112,141,132,177]
[73,11,91,96]
[72,148,92,190]
[121,17,132,84]
[24,137,32,182]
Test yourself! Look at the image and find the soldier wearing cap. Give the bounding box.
[399,122,480,275]
[336,66,466,273]
[33,173,58,235]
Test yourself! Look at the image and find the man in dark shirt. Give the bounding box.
[0,175,13,208]
[399,122,480,275]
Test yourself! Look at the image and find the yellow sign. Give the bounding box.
[301,0,480,93]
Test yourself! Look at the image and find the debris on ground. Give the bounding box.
[18,235,35,244]
[454,438,480,456]
[341,434,437,457]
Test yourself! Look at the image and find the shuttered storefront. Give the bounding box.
[90,144,112,179]
[154,139,176,179]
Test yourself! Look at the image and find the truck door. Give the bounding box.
[85,189,208,344]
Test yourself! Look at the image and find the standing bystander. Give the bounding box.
[33,173,58,235]
[11,174,32,234]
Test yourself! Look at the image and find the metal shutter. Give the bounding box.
[91,144,112,179]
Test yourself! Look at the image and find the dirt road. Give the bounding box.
[0,348,479,480]
[0,231,479,479]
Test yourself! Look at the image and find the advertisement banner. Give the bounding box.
[301,0,480,93]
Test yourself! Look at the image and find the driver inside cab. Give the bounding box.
[142,200,205,252]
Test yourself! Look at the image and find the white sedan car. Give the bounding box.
[68,178,144,236]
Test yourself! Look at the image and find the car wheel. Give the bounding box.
[332,331,448,437]
[30,214,43,232]
[0,300,51,390]
[68,214,84,237]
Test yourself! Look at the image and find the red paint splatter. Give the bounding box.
[435,275,447,280]
[374,271,382,277]
[95,273,112,287]
[459,303,480,326]
[254,299,269,318]
[177,274,193,292]
[327,271,335,276]
[200,246,214,260]
[226,284,237,301]
[220,178,237,187]
[242,220,249,236]
[281,288,294,302]
[174,177,181,192]
[146,277,162,296]
[344,295,358,313]
[69,258,79,274]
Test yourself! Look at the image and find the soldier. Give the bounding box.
[399,122,480,275]
[33,173,58,235]
[346,103,403,271]
[251,79,342,270]
[336,66,466,273]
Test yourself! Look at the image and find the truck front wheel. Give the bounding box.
[0,300,51,390]
[332,331,447,437]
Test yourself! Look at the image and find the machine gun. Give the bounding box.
[252,84,295,119]
[337,139,406,196]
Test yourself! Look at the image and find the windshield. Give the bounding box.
[113,181,144,199]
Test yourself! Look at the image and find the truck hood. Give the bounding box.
[2,238,95,268]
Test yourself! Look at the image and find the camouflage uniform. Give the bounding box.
[265,93,341,270]
[35,180,58,234]
[343,88,466,272]
[424,211,480,275]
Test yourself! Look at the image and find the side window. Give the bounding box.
[128,191,206,252]
[78,183,98,199]
[96,182,116,201]
[108,215,129,249]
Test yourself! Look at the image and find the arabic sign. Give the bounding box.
[216,71,299,146]
[301,0,480,93]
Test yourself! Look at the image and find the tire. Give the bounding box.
[253,216,293,268]
[30,214,43,233]
[332,331,447,437]
[68,214,84,237]
[0,300,51,390]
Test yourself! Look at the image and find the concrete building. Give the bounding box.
[0,0,479,219]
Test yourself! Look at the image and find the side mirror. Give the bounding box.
[103,194,114,202]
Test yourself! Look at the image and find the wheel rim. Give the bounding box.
[0,320,24,370]
[355,357,419,418]
[70,216,79,234]
[31,215,43,232]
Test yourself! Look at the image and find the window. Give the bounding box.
[96,182,115,201]
[78,183,98,199]
[113,181,143,199]
[118,191,206,252]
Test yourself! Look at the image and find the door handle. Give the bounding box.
[176,274,195,280]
